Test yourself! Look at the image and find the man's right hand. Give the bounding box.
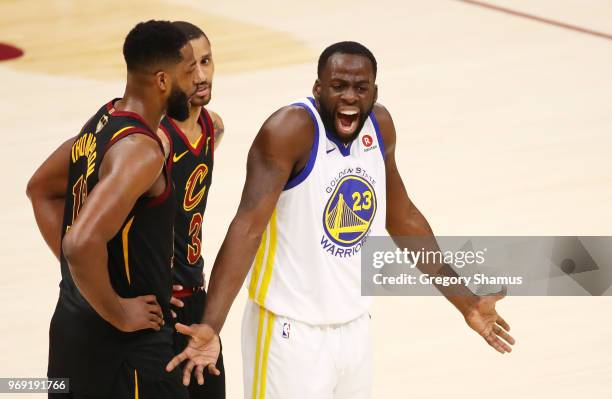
[114,295,164,332]
[166,323,221,386]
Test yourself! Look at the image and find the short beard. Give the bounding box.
[167,86,190,121]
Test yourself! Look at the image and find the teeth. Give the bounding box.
[339,110,358,116]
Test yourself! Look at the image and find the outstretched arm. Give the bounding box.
[26,137,74,260]
[376,104,515,353]
[166,106,314,384]
[62,134,166,332]
[204,106,312,332]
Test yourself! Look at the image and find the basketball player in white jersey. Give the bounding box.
[167,42,515,398]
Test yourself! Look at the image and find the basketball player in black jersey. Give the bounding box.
[25,20,218,398]
[157,21,226,398]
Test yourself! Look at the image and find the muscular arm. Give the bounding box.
[376,104,477,314]
[208,110,224,150]
[26,137,74,260]
[203,106,313,332]
[379,104,514,353]
[62,134,166,329]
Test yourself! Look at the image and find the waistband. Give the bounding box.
[173,286,204,299]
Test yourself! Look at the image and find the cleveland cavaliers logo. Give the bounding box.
[323,175,377,247]
[184,164,209,212]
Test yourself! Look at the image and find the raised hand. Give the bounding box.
[464,292,515,354]
[166,323,221,385]
[115,295,164,332]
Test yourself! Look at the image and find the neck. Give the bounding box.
[174,106,202,142]
[174,105,203,133]
[115,77,165,132]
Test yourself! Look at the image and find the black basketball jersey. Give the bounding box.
[49,99,177,395]
[160,108,214,287]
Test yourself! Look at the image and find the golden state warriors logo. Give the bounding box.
[322,175,376,257]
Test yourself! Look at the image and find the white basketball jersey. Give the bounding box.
[247,97,387,325]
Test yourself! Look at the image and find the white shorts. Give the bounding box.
[241,300,372,399]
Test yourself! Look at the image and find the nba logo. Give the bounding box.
[362,134,373,148]
[282,322,290,339]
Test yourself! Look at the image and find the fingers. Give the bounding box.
[183,359,195,386]
[175,323,195,337]
[485,329,513,354]
[149,320,161,331]
[142,295,159,305]
[171,310,177,319]
[207,363,221,376]
[195,365,205,385]
[147,303,164,320]
[150,313,164,327]
[490,339,507,354]
[172,285,183,291]
[496,316,511,332]
[493,325,516,346]
[170,296,184,308]
[166,351,188,372]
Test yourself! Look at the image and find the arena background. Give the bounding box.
[1,0,611,397]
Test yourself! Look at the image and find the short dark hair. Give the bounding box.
[172,21,209,42]
[317,41,377,78]
[123,20,189,72]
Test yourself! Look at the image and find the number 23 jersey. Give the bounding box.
[247,97,387,325]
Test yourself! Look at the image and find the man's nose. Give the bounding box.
[194,65,206,84]
[341,87,357,103]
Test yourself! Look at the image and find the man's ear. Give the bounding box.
[373,84,378,103]
[312,79,322,100]
[155,71,169,91]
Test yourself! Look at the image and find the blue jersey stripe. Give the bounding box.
[284,102,320,190]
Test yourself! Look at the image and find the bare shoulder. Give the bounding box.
[254,104,314,157]
[372,103,395,134]
[207,109,224,135]
[156,127,171,159]
[261,104,313,134]
[102,133,164,174]
[372,102,396,154]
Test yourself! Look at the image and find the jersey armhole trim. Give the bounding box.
[369,111,386,160]
[283,103,319,191]
[158,124,174,176]
[201,107,215,160]
[145,162,172,208]
[100,128,171,208]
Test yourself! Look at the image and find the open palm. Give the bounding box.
[464,293,515,354]
[166,323,221,385]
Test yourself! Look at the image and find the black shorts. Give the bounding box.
[172,288,226,399]
[48,295,188,399]
[48,361,188,399]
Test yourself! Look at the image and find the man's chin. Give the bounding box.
[189,95,210,108]
[328,127,359,143]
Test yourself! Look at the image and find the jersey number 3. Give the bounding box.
[187,212,203,264]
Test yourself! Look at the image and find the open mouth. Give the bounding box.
[335,109,359,135]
